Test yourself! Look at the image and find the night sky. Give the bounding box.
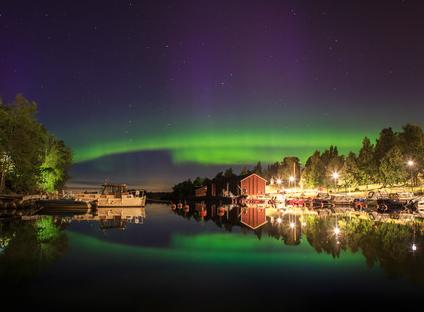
[1,0,424,190]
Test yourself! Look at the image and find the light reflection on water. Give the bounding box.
[0,203,423,310]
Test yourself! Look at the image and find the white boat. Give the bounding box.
[74,183,146,207]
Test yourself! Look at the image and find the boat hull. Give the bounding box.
[95,195,146,207]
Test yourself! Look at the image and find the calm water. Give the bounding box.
[1,203,423,311]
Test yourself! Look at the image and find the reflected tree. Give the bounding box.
[0,216,68,285]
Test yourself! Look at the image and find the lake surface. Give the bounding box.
[1,203,423,311]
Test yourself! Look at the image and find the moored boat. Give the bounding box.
[74,183,146,207]
[36,199,92,215]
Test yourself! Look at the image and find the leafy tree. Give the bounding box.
[357,137,376,188]
[280,157,301,185]
[342,152,360,190]
[302,151,325,188]
[378,146,408,187]
[172,179,195,198]
[0,95,72,193]
[39,136,72,192]
[0,95,46,193]
[398,124,424,182]
[374,127,397,164]
[321,146,344,187]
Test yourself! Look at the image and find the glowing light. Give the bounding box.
[407,160,415,167]
[289,222,295,229]
[289,176,295,182]
[332,172,339,180]
[301,222,306,227]
[334,227,340,235]
[276,178,282,185]
[71,127,375,164]
[276,217,282,224]
[412,243,417,252]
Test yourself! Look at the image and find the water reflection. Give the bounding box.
[0,216,68,284]
[172,202,424,283]
[0,203,423,287]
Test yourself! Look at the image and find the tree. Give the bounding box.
[240,166,249,175]
[302,151,325,188]
[0,95,72,193]
[321,146,344,187]
[172,179,195,198]
[253,161,263,175]
[342,152,360,191]
[374,128,397,164]
[378,146,408,187]
[0,95,46,193]
[39,136,72,192]
[224,167,236,178]
[398,124,424,182]
[280,157,301,185]
[357,137,376,188]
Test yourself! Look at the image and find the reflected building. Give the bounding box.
[240,206,267,230]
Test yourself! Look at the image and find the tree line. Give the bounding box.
[243,124,423,190]
[0,95,72,194]
[299,124,423,189]
[173,123,424,196]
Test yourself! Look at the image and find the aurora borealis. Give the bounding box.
[1,1,424,190]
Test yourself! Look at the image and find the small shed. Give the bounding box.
[240,173,267,196]
[240,207,267,230]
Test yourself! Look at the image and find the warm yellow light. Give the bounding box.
[290,222,295,229]
[276,178,282,185]
[334,227,340,235]
[407,160,415,167]
[277,217,282,224]
[289,176,295,182]
[332,172,339,180]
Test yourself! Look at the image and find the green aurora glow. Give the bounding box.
[72,126,378,165]
[67,231,363,266]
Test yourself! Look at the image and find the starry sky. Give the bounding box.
[1,0,424,190]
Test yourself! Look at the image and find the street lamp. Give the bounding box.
[407,160,415,192]
[334,227,340,236]
[412,243,417,252]
[332,171,339,191]
[289,176,295,189]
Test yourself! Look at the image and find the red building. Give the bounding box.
[240,173,267,196]
[240,206,267,229]
[195,186,207,197]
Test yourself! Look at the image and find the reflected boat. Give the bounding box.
[73,207,146,230]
